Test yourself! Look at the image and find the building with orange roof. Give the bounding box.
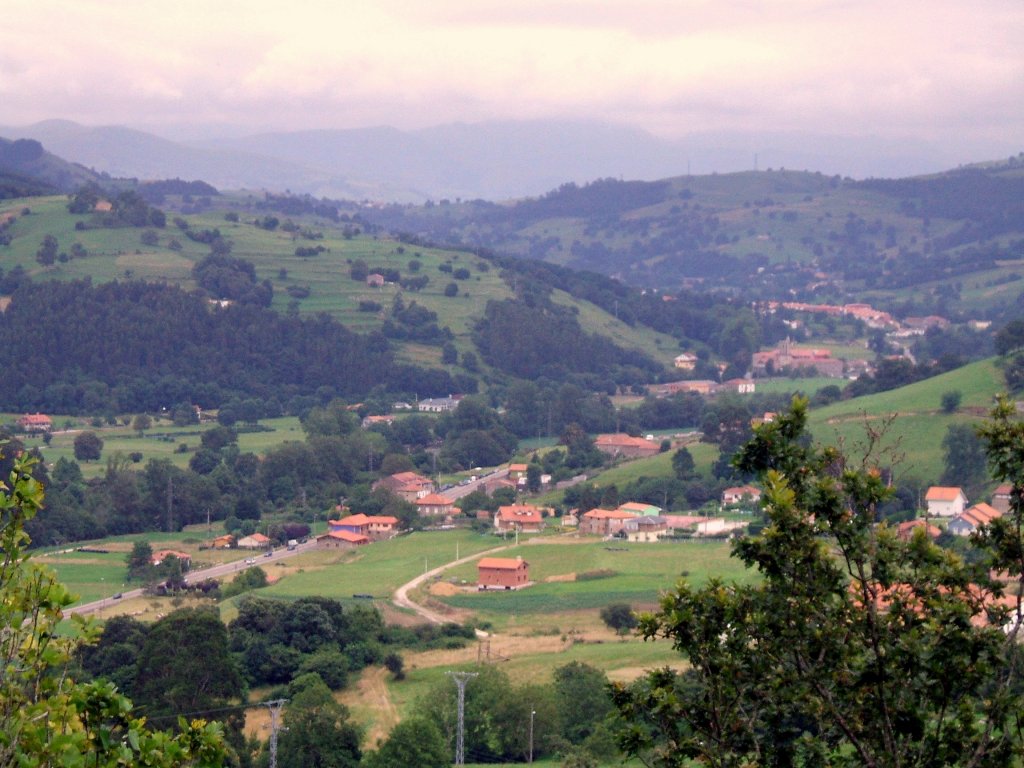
[925,486,968,517]
[17,413,52,432]
[494,504,546,534]
[328,513,400,540]
[317,530,370,549]
[151,549,192,568]
[372,471,435,501]
[477,556,530,590]
[594,433,660,458]
[991,484,1013,515]
[416,493,456,518]
[579,508,638,536]
[948,503,1002,537]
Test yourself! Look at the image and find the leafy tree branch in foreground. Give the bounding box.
[0,448,228,766]
[613,397,1024,767]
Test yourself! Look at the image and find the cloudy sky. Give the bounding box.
[2,0,1021,152]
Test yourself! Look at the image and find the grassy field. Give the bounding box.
[807,358,1005,483]
[429,539,749,628]
[8,415,306,480]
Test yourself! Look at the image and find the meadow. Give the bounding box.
[807,358,1005,483]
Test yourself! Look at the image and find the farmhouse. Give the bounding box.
[579,508,637,536]
[236,533,272,550]
[925,486,969,517]
[647,380,716,397]
[721,485,762,508]
[417,395,462,413]
[211,534,234,549]
[366,273,385,287]
[416,493,456,518]
[494,504,546,534]
[372,471,434,501]
[594,433,660,458]
[328,513,399,540]
[617,502,662,517]
[624,515,669,542]
[477,557,530,590]
[17,413,52,432]
[151,550,191,568]
[317,530,370,549]
[948,503,1002,537]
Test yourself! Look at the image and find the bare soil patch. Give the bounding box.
[545,572,577,582]
[340,667,399,747]
[428,581,461,596]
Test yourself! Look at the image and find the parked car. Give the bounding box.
[245,557,256,565]
[264,550,273,557]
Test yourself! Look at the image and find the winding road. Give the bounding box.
[391,544,510,625]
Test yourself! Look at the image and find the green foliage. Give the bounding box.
[363,717,448,768]
[598,603,637,634]
[73,430,103,461]
[0,449,228,766]
[220,565,269,598]
[941,422,987,492]
[612,398,1024,766]
[277,677,361,768]
[940,389,963,413]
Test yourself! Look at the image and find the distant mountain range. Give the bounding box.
[0,119,999,203]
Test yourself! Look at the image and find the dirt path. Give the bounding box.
[358,667,400,746]
[392,544,510,626]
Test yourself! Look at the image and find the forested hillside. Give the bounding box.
[363,157,1024,320]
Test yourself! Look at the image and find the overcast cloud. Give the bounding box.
[1,0,1021,153]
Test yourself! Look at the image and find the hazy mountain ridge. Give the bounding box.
[1,119,1000,204]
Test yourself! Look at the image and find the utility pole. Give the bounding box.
[166,476,173,532]
[447,671,478,766]
[265,699,287,768]
[529,708,536,763]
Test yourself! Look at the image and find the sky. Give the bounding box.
[1,0,1022,154]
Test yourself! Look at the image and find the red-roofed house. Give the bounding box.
[925,486,968,517]
[948,503,1002,537]
[317,530,370,549]
[721,485,761,508]
[894,519,942,541]
[328,514,400,540]
[594,433,660,458]
[373,471,435,501]
[237,533,272,549]
[416,493,456,518]
[477,557,530,590]
[151,550,192,568]
[494,504,546,534]
[579,508,637,536]
[17,413,52,432]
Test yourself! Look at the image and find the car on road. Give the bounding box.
[112,592,122,600]
[264,550,273,557]
[245,557,256,565]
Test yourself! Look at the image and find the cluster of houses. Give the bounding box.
[570,501,746,542]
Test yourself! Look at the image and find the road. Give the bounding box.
[438,468,509,501]
[392,544,510,625]
[65,539,320,616]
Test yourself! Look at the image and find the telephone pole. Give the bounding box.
[265,699,287,768]
[447,671,478,765]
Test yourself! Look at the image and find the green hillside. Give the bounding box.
[807,358,1006,483]
[0,195,681,371]
[362,163,1024,319]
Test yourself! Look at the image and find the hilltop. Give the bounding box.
[362,160,1024,320]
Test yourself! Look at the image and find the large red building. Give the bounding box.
[477,557,530,590]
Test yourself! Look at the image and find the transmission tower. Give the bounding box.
[265,699,287,768]
[447,671,478,765]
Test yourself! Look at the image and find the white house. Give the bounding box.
[924,486,968,517]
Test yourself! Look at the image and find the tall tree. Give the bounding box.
[277,678,361,768]
[613,398,1024,767]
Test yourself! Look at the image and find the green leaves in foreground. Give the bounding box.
[613,397,1024,768]
[0,448,229,767]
